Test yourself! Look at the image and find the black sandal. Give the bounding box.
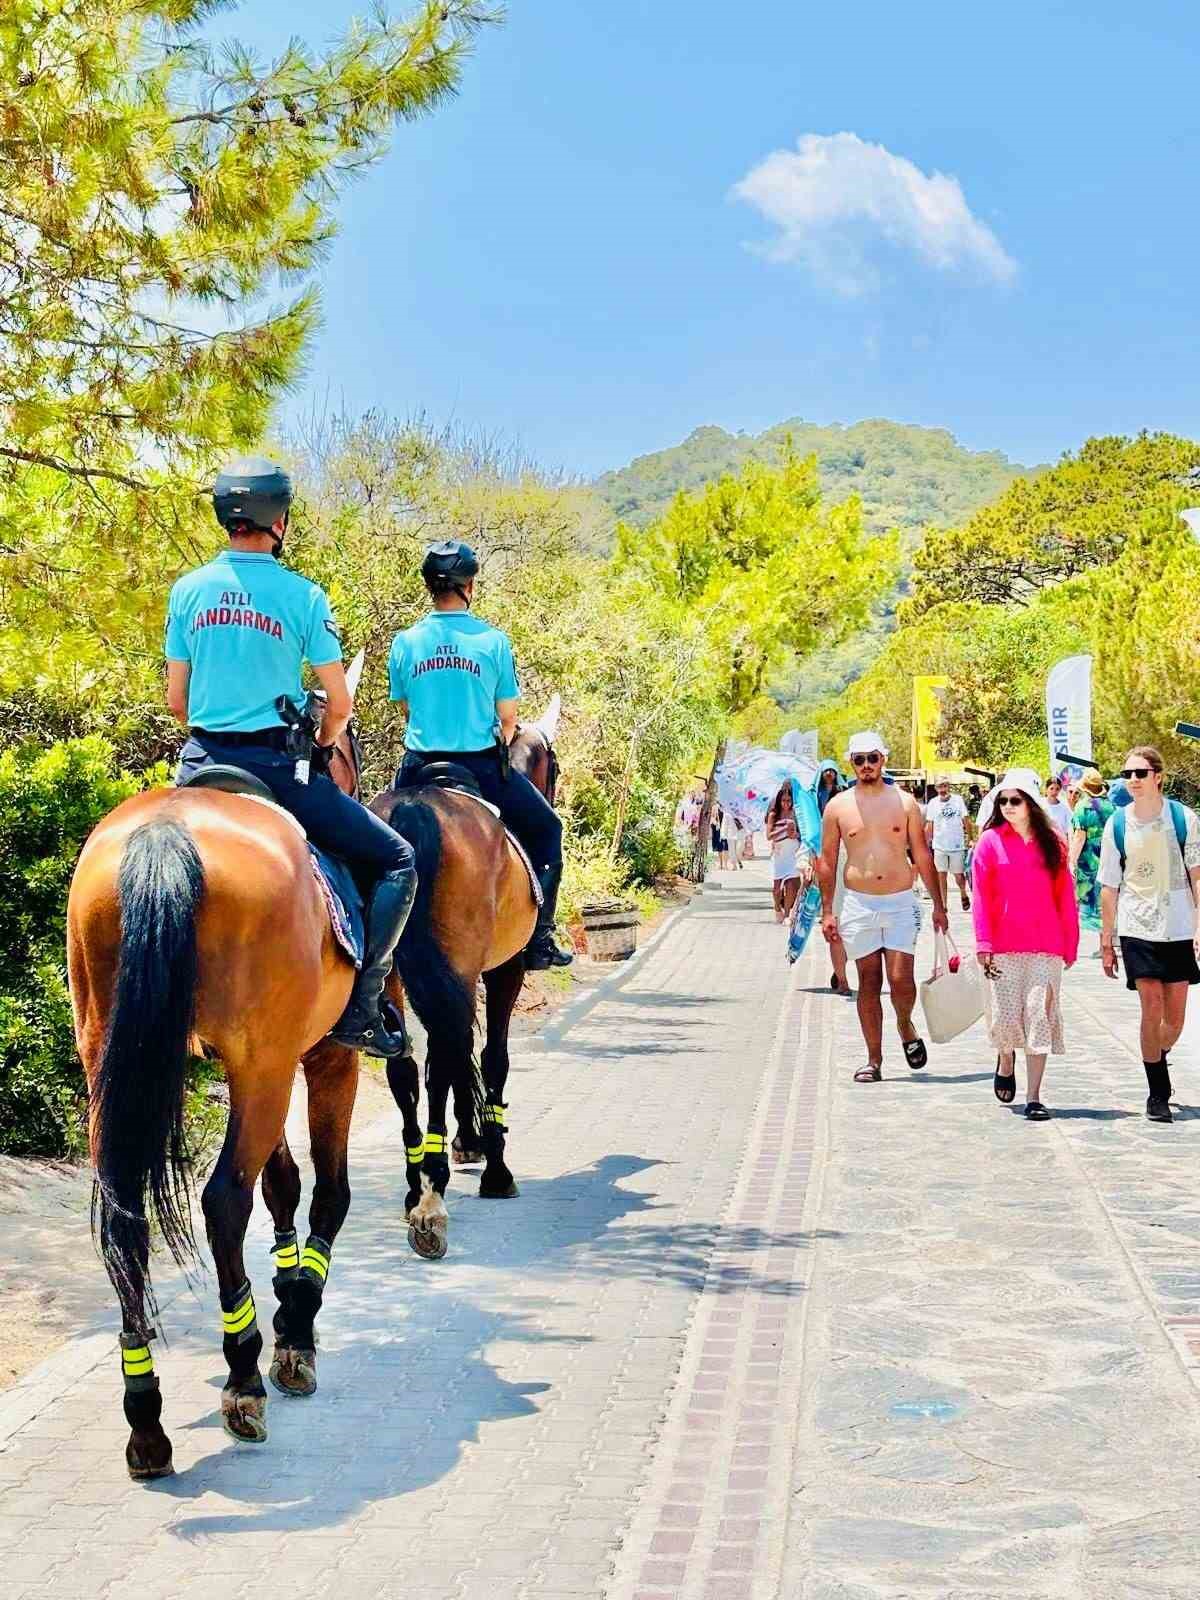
[902,1037,928,1070]
[1025,1101,1050,1121]
[993,1054,1016,1104]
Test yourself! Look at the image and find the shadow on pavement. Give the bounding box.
[152,1151,832,1537]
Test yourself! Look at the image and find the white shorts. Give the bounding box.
[934,848,965,874]
[839,887,922,962]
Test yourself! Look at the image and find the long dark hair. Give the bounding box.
[985,791,1065,874]
[765,783,794,833]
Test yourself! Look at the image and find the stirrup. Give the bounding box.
[329,998,408,1059]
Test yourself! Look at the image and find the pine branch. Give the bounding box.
[0,447,150,492]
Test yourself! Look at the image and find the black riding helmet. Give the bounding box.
[212,457,293,551]
[421,539,479,604]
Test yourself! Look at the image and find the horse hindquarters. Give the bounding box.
[75,816,205,1479]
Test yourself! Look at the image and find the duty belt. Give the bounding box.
[191,726,291,751]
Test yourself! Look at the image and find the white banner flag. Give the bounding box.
[1046,654,1093,773]
[779,728,818,761]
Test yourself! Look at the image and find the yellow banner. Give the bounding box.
[911,676,949,771]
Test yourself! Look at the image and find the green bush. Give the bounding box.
[0,738,154,1156]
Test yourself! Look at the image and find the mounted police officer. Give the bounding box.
[165,456,418,1056]
[389,540,573,969]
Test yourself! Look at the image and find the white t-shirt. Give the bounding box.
[924,793,967,853]
[1097,801,1200,942]
[1045,799,1073,836]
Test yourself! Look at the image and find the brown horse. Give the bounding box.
[67,785,368,1480]
[324,702,558,1254]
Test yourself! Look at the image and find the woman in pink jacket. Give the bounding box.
[972,769,1080,1120]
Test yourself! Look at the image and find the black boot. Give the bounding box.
[525,862,573,970]
[1144,1057,1173,1123]
[330,866,417,1057]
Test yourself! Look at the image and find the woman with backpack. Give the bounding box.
[1098,746,1200,1123]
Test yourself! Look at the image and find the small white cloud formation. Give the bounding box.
[732,132,1016,295]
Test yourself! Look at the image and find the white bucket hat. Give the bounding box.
[846,730,889,761]
[976,767,1049,832]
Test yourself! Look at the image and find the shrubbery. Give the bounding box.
[0,738,151,1154]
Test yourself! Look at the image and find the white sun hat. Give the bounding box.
[976,767,1049,832]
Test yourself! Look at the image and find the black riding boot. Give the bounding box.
[525,862,573,970]
[330,866,418,1057]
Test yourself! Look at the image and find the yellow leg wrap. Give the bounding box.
[221,1286,258,1342]
[483,1104,507,1127]
[300,1238,330,1284]
[121,1344,154,1379]
[424,1131,447,1157]
[406,1137,425,1164]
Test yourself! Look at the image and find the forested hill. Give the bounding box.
[594,418,1035,537]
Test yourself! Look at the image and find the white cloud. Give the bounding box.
[732,132,1016,295]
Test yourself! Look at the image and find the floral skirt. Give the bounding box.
[984,952,1065,1055]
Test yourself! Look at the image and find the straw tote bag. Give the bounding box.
[919,931,984,1044]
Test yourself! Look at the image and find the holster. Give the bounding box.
[496,733,511,782]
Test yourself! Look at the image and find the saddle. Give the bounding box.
[176,764,365,965]
[401,763,541,907]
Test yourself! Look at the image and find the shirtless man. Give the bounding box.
[818,731,948,1081]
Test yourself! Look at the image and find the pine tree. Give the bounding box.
[0,0,497,691]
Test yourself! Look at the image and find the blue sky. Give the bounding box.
[218,0,1200,477]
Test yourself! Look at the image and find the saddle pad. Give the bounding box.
[309,846,364,968]
[505,829,543,908]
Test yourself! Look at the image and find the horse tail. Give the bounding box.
[92,817,204,1326]
[388,797,485,1130]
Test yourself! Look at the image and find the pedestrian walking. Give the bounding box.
[1069,770,1114,933]
[766,784,802,923]
[812,760,850,992]
[924,776,973,911]
[1044,775,1073,836]
[1097,746,1200,1123]
[712,806,730,871]
[819,732,948,1082]
[972,770,1079,1121]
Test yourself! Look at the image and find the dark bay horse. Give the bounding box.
[326,698,560,1257]
[68,786,367,1479]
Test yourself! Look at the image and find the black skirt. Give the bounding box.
[1119,935,1200,991]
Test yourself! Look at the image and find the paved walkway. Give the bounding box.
[2,864,1200,1598]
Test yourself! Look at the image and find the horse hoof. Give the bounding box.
[408,1221,448,1260]
[126,1437,174,1481]
[269,1347,317,1398]
[221,1389,268,1443]
[452,1146,483,1166]
[479,1177,520,1199]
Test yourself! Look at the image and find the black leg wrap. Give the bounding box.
[272,1274,324,1350]
[223,1329,265,1391]
[123,1380,163,1432]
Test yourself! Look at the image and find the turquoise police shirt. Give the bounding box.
[164,551,342,733]
[388,611,519,752]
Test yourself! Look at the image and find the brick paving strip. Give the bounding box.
[607,924,825,1600]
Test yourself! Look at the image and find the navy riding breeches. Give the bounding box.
[176,737,414,887]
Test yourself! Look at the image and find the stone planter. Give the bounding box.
[580,899,640,962]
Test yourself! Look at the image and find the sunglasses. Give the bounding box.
[1121,766,1155,779]
[998,794,1027,808]
[850,752,882,766]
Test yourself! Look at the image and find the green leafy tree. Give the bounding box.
[614,450,898,874]
[0,0,496,694]
[904,433,1200,620]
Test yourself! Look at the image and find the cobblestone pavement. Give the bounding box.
[3,865,1200,1599]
